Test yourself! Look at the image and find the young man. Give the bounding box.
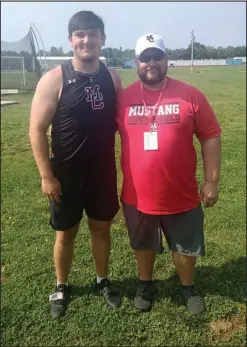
[29,11,123,318]
[117,33,222,313]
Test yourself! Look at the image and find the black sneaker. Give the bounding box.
[95,278,121,308]
[134,280,154,311]
[49,284,70,318]
[182,284,205,314]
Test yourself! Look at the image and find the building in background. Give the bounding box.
[39,56,107,71]
[123,59,136,68]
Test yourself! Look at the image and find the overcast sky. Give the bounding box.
[1,2,246,52]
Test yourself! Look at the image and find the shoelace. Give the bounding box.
[99,279,118,296]
[99,278,110,288]
[136,282,153,297]
[184,286,200,300]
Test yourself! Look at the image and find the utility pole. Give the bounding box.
[106,48,110,67]
[190,30,195,73]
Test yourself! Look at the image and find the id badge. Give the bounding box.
[144,132,158,150]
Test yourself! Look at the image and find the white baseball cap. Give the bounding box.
[135,33,166,58]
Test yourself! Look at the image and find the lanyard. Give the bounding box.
[141,77,167,131]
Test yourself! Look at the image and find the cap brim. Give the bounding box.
[136,46,165,58]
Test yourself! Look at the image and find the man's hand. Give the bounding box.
[42,176,61,202]
[200,181,219,208]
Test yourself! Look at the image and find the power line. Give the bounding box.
[190,30,195,73]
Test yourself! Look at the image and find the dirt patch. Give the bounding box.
[210,313,246,340]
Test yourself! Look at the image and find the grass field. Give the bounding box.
[1,71,38,91]
[1,66,246,347]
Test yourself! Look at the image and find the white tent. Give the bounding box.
[40,56,107,71]
[233,57,246,63]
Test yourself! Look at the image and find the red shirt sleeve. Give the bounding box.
[194,92,222,142]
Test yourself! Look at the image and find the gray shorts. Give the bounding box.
[122,203,205,256]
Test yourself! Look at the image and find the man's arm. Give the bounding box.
[194,92,222,207]
[201,136,221,185]
[108,67,123,91]
[29,67,62,201]
[108,67,124,133]
[200,136,222,207]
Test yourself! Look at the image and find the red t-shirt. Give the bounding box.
[116,77,222,215]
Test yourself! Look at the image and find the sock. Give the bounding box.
[181,282,194,289]
[57,281,69,287]
[96,275,106,284]
[139,279,153,283]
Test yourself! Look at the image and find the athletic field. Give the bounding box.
[1,71,38,91]
[1,66,246,346]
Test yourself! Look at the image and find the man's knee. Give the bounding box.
[55,224,79,247]
[88,218,111,236]
[172,251,197,265]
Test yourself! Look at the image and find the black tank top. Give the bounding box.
[51,60,117,174]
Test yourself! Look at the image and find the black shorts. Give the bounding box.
[49,167,119,231]
[122,203,205,256]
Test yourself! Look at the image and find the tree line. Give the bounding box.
[1,42,246,69]
[44,42,246,64]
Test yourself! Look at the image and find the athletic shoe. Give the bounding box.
[134,280,154,311]
[182,284,205,314]
[49,284,70,318]
[95,278,121,308]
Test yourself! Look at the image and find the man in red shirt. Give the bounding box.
[117,33,222,314]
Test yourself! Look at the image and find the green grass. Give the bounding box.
[1,66,246,346]
[1,71,38,91]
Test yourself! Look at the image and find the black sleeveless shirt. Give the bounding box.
[51,60,117,175]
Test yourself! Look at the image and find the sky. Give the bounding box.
[1,2,246,53]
